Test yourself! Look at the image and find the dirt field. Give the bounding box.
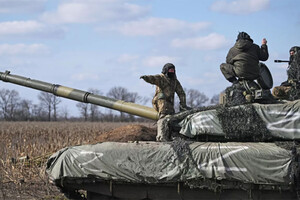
[0,121,156,200]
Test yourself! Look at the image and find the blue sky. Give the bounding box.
[0,0,299,116]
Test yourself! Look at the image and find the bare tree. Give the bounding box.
[186,88,209,108]
[76,88,102,121]
[76,102,89,121]
[52,95,61,121]
[107,87,129,120]
[38,92,61,121]
[31,104,47,121]
[17,99,32,121]
[107,86,143,121]
[210,94,220,105]
[38,92,53,121]
[60,106,69,120]
[0,89,21,120]
[0,89,12,119]
[88,88,102,121]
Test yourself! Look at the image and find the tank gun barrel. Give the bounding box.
[274,60,289,63]
[0,70,159,120]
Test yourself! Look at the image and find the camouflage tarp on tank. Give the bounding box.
[46,141,294,189]
[179,99,300,140]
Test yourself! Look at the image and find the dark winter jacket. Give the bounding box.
[226,39,269,80]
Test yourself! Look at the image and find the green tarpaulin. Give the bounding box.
[46,141,293,186]
[179,100,300,140]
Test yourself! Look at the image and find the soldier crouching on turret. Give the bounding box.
[140,63,188,141]
[220,32,269,84]
[219,32,271,105]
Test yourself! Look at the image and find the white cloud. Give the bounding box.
[103,17,210,36]
[117,54,139,63]
[41,0,150,24]
[71,73,99,81]
[0,44,49,55]
[142,56,179,67]
[0,0,46,13]
[171,33,229,50]
[211,0,270,15]
[184,77,205,85]
[0,20,65,38]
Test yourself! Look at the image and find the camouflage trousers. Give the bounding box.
[152,99,175,118]
[152,99,175,141]
[272,86,291,99]
[156,116,171,141]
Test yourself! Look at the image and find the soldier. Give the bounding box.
[272,46,300,100]
[140,63,188,141]
[220,32,269,83]
[287,46,300,80]
[140,63,188,118]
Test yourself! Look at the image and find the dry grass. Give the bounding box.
[0,121,153,200]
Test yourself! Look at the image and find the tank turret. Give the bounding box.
[0,70,159,120]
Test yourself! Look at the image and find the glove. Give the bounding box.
[140,75,146,80]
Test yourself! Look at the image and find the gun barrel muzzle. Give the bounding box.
[274,60,289,63]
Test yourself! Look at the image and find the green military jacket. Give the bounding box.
[142,73,186,107]
[226,39,269,80]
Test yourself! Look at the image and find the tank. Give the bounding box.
[1,70,300,200]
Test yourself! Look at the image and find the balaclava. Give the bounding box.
[162,63,176,79]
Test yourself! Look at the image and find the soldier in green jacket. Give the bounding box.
[220,32,269,83]
[140,63,188,141]
[140,63,187,119]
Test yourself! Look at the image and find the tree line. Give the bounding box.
[0,87,219,122]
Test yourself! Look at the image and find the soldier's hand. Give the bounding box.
[140,75,146,80]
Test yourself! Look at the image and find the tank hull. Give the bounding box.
[46,141,299,200]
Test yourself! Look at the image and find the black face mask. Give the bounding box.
[289,55,294,64]
[167,72,175,78]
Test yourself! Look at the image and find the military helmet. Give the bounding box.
[236,32,253,42]
[162,63,175,74]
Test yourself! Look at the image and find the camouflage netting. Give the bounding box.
[224,82,248,107]
[216,104,272,141]
[224,82,276,107]
[169,137,193,163]
[275,141,300,194]
[288,84,300,101]
[166,103,274,142]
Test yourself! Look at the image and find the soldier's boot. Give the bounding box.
[156,115,171,142]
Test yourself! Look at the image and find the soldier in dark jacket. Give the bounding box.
[220,32,269,83]
[140,63,187,119]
